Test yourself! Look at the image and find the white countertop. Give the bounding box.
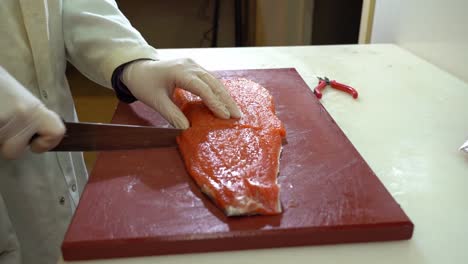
[60,44,468,264]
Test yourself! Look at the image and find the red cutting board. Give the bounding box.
[62,68,413,261]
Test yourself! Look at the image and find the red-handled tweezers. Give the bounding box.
[313,77,358,99]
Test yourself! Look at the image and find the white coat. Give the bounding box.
[0,0,158,263]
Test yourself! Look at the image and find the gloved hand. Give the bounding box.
[0,67,65,159]
[121,58,241,129]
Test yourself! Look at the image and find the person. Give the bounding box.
[0,1,241,263]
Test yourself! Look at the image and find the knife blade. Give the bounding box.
[37,122,183,151]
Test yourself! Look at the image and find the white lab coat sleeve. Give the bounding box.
[0,193,21,264]
[63,0,159,88]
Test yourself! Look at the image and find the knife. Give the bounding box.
[32,122,183,152]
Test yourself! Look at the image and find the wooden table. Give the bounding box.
[60,44,468,264]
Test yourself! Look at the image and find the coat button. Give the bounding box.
[41,90,48,99]
[71,184,76,192]
[59,196,65,205]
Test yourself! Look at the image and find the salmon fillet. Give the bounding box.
[175,78,286,216]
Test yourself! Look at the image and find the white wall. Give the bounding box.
[371,0,468,83]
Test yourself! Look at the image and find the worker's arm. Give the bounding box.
[0,66,65,159]
[63,0,158,88]
[63,0,240,129]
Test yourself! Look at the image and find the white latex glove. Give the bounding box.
[121,58,241,129]
[0,67,65,159]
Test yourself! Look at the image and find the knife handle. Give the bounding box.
[29,118,65,144]
[29,133,39,144]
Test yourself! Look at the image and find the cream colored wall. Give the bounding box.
[358,0,375,44]
[371,0,468,82]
